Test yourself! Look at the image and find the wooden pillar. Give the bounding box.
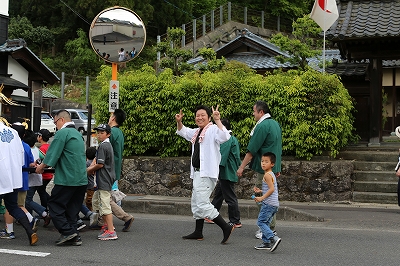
[368,58,382,146]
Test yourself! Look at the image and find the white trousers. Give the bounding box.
[191,172,219,220]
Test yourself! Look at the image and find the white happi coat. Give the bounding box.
[0,123,24,194]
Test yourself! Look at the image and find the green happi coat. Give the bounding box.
[247,119,282,174]
[43,127,87,186]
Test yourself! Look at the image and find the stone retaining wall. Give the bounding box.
[119,157,354,202]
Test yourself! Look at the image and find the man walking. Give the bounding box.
[176,105,234,244]
[209,118,242,228]
[236,100,282,238]
[36,110,87,246]
[108,109,134,232]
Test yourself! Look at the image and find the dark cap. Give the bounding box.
[37,129,51,141]
[94,124,111,133]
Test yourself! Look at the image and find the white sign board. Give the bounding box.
[109,80,119,112]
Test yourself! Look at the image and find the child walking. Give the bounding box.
[87,124,117,240]
[253,152,281,252]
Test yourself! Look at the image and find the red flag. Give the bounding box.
[310,0,339,31]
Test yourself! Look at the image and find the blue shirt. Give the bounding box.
[19,141,34,191]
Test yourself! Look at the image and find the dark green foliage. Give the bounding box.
[93,63,357,160]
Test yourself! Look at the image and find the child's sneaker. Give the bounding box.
[77,220,86,231]
[99,224,108,234]
[254,242,272,250]
[67,235,82,246]
[234,223,242,228]
[269,236,281,252]
[0,229,15,239]
[97,230,118,240]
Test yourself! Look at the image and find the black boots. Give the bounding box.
[182,219,204,240]
[18,216,38,245]
[182,216,234,244]
[212,214,234,244]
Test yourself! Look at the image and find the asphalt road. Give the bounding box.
[1,205,400,266]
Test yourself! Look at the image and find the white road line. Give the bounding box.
[0,248,50,257]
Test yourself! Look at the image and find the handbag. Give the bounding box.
[111,190,127,202]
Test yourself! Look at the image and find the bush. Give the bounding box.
[93,63,357,159]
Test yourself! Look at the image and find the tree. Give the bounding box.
[8,16,54,58]
[148,0,193,37]
[29,26,54,58]
[8,16,33,40]
[196,47,226,73]
[156,27,193,76]
[227,0,313,18]
[192,0,225,18]
[63,28,102,77]
[262,0,313,18]
[9,0,154,52]
[270,15,323,70]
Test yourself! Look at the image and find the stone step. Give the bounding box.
[335,146,400,204]
[342,143,400,151]
[337,150,399,162]
[353,181,398,193]
[352,191,398,204]
[353,161,398,171]
[353,171,398,182]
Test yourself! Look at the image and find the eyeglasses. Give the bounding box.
[53,118,61,125]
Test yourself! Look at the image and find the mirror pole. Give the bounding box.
[112,63,118,81]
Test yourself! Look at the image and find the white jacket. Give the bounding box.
[177,124,230,179]
[0,123,24,194]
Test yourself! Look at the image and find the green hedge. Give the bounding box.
[93,63,357,159]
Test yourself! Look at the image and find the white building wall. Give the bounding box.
[8,56,29,97]
[0,1,9,16]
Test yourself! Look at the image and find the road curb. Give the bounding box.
[122,195,324,222]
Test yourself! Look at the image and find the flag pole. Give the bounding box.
[323,0,327,73]
[310,0,339,73]
[323,30,326,73]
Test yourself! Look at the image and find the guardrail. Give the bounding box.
[158,2,293,48]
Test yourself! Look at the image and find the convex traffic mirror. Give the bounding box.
[89,6,146,64]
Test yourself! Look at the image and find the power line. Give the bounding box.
[59,0,90,25]
[163,0,194,18]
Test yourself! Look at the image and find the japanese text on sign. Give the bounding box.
[109,80,119,112]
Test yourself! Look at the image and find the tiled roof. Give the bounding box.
[225,53,292,69]
[326,63,369,75]
[308,50,342,72]
[326,58,400,75]
[215,28,290,57]
[383,59,400,67]
[42,89,58,99]
[189,26,400,75]
[0,75,30,90]
[327,0,400,40]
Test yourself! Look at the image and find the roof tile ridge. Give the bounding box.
[339,0,354,39]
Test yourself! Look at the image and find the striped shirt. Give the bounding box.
[262,171,279,207]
